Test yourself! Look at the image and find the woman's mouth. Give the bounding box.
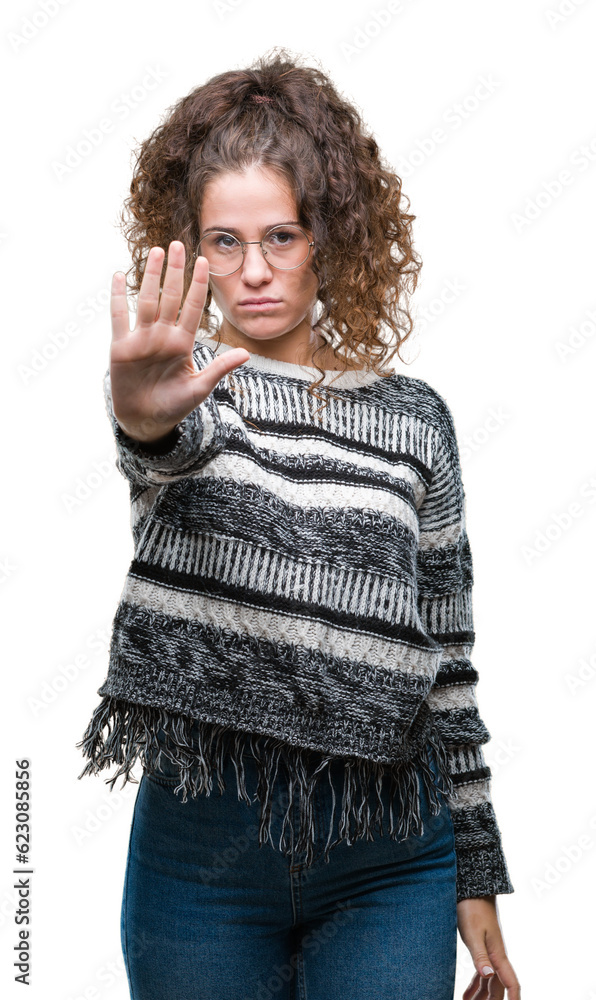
[238,298,282,311]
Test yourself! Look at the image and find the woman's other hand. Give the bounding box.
[458,895,521,1000]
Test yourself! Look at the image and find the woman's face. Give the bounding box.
[198,164,320,358]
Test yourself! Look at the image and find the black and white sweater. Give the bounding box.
[77,335,515,903]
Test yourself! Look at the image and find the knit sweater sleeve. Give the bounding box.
[416,398,515,903]
[103,342,228,488]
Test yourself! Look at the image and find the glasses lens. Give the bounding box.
[263,226,310,269]
[198,232,242,274]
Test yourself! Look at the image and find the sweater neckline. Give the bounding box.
[197,335,388,389]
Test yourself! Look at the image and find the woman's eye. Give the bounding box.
[215,235,237,248]
[268,230,295,245]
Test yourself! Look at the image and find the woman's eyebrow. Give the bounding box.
[201,220,302,235]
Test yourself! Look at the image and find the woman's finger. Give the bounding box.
[463,975,487,1000]
[153,241,187,326]
[110,272,131,342]
[487,972,504,999]
[136,246,166,327]
[489,957,520,1000]
[176,255,210,340]
[186,349,250,410]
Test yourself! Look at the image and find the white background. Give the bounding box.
[2,0,595,997]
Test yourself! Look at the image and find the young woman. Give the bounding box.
[77,48,521,1000]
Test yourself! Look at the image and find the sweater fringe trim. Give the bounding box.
[76,695,457,867]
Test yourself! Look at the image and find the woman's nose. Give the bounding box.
[239,243,273,282]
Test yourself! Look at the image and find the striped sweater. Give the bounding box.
[77,335,515,903]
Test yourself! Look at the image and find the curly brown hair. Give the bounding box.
[118,45,422,402]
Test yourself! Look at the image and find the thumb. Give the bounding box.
[196,348,251,396]
[474,955,495,979]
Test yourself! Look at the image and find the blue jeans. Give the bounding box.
[120,732,457,1000]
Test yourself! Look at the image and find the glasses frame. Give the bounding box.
[193,224,315,276]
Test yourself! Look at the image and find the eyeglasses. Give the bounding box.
[193,224,315,276]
